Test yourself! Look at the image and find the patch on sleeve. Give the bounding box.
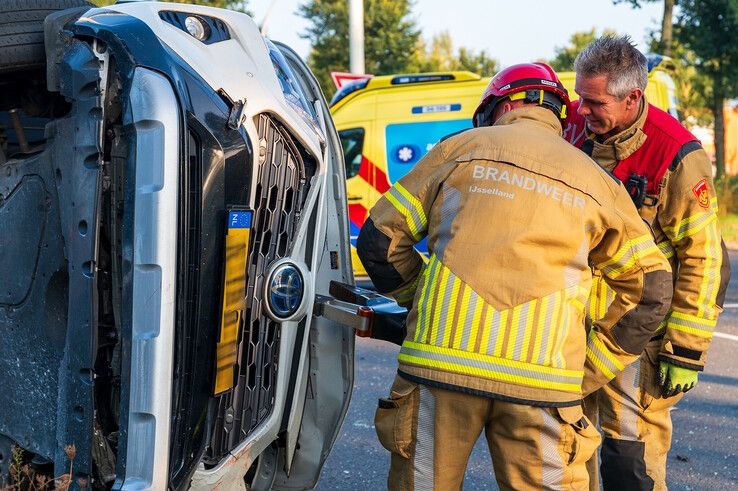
[692,178,710,208]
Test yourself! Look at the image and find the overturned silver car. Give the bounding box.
[0,1,406,489]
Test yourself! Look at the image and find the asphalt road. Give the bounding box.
[317,252,738,490]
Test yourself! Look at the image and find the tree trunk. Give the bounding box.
[661,0,674,57]
[714,81,726,179]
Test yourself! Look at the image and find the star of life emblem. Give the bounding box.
[397,146,414,162]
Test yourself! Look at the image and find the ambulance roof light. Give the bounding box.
[390,74,455,85]
[330,78,371,107]
[647,53,676,72]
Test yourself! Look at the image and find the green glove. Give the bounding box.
[658,361,699,397]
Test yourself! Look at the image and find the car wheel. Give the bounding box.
[0,0,92,74]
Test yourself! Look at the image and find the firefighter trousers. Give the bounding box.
[584,340,684,491]
[375,374,601,490]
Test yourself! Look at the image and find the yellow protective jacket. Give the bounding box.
[567,98,730,371]
[357,106,673,406]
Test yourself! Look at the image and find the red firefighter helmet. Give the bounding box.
[472,62,570,127]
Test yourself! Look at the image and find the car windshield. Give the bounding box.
[265,38,319,126]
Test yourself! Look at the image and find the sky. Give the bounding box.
[250,0,665,69]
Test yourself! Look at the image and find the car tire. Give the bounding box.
[0,0,93,74]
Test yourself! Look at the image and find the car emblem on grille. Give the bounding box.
[268,263,304,318]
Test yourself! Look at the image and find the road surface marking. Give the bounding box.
[714,331,738,342]
[722,303,738,309]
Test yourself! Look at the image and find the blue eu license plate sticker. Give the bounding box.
[228,210,252,229]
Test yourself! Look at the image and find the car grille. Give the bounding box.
[208,114,311,459]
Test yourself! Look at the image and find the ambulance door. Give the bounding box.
[380,86,475,258]
[339,122,374,276]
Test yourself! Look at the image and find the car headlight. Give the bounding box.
[184,16,209,41]
[159,11,230,45]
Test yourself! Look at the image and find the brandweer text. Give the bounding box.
[471,164,585,209]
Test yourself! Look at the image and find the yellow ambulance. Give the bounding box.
[331,59,679,277]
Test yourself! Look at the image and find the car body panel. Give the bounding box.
[121,66,180,490]
[0,33,106,479]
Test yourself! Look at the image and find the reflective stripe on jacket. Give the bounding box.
[357,106,673,405]
[567,98,730,371]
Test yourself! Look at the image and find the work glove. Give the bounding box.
[658,361,699,397]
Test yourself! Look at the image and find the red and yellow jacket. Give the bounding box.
[565,98,730,371]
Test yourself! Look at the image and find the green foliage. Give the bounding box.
[299,0,420,93]
[410,31,454,72]
[409,31,498,76]
[456,47,498,77]
[676,0,738,177]
[715,174,738,214]
[613,0,675,56]
[719,213,738,246]
[548,28,617,72]
[675,0,738,95]
[645,31,712,126]
[669,51,713,126]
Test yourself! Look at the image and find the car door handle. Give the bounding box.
[348,196,362,201]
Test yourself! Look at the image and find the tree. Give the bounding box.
[456,47,498,77]
[410,31,498,76]
[645,31,711,126]
[675,0,738,178]
[299,0,420,93]
[613,0,675,56]
[548,28,617,71]
[411,31,455,72]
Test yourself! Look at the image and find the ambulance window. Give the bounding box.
[339,128,365,178]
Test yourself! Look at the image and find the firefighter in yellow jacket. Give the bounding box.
[565,36,730,490]
[357,62,673,490]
